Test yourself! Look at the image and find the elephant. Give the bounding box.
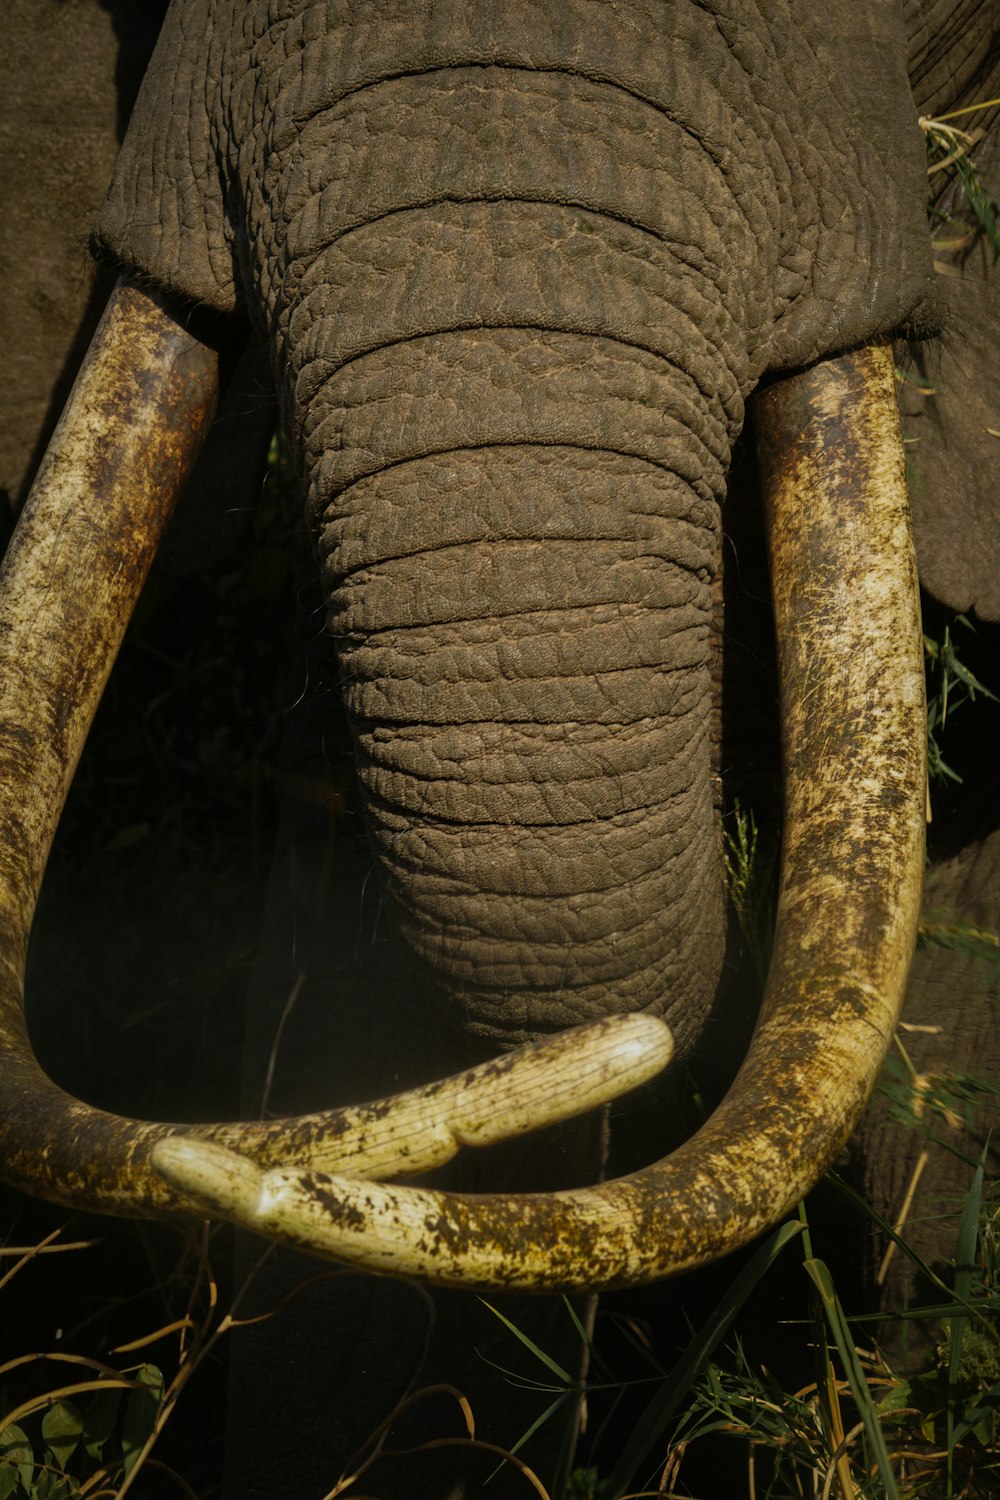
[1,0,998,1493]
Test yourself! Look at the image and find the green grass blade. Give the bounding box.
[849,1300,984,1325]
[560,1296,618,1384]
[826,1170,967,1306]
[482,1391,573,1489]
[602,1219,802,1498]
[505,1391,572,1461]
[804,1257,900,1500]
[951,1374,1000,1447]
[479,1300,573,1385]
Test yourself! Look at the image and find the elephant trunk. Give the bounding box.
[226,44,763,1047]
[304,261,736,1045]
[331,445,720,1046]
[271,89,752,1045]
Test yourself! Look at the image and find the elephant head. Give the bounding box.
[1,0,992,1291]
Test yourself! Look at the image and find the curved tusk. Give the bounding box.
[155,1012,673,1195]
[0,284,671,1217]
[261,1012,674,1181]
[0,276,220,1214]
[150,343,925,1288]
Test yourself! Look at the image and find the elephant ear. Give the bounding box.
[91,0,236,315]
[901,117,1000,621]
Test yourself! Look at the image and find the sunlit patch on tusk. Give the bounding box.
[152,1138,268,1218]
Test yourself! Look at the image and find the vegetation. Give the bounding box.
[0,1227,205,1497]
[462,1102,1000,1500]
[923,615,997,793]
[921,102,1000,266]
[4,1135,998,1497]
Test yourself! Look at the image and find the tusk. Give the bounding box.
[252,1012,674,1181]
[149,344,925,1288]
[0,276,220,1214]
[154,1012,673,1195]
[0,285,670,1219]
[0,277,220,935]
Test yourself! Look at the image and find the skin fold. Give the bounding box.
[1,1,998,1494]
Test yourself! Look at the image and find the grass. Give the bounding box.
[920,102,1000,265]
[463,1147,1000,1500]
[923,615,997,791]
[722,804,777,997]
[8,1151,997,1499]
[0,1225,211,1498]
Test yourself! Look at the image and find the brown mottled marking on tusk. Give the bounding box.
[0,278,221,1212]
[170,344,924,1289]
[0,299,669,1226]
[0,278,220,945]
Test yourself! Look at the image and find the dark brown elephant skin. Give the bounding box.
[2,3,999,1496]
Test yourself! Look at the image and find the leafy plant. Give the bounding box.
[0,1362,164,1500]
[923,614,997,788]
[921,103,1000,265]
[723,802,777,995]
[0,1222,306,1498]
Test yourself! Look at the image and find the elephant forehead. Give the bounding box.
[249,64,763,373]
[249,2,755,177]
[262,66,751,255]
[96,0,933,370]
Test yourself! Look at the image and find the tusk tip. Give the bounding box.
[606,1012,675,1074]
[152,1137,264,1217]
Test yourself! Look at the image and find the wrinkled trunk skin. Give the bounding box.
[258,31,754,1053]
[311,313,729,1048]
